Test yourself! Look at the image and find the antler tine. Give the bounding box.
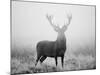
[46,14,53,25]
[66,13,72,26]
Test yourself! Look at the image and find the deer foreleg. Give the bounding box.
[55,57,58,67]
[61,55,64,68]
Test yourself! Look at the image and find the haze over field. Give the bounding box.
[12,1,95,51]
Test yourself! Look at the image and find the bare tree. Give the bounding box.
[35,13,72,68]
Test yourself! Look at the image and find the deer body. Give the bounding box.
[37,33,66,57]
[35,13,72,67]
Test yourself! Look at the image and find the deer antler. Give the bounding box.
[66,13,72,26]
[46,14,60,32]
[61,13,72,31]
[46,14,53,25]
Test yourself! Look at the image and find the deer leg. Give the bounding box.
[35,55,41,66]
[40,56,47,63]
[61,55,64,68]
[55,57,58,67]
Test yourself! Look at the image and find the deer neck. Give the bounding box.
[56,33,66,47]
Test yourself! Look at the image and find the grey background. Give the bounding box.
[12,1,95,52]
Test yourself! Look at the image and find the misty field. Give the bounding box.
[11,47,96,75]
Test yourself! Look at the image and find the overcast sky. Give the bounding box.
[12,1,95,51]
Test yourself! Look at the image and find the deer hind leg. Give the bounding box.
[61,55,64,68]
[40,56,47,63]
[35,55,41,66]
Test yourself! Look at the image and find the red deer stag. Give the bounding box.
[35,13,72,68]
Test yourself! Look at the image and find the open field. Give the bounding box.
[11,47,96,75]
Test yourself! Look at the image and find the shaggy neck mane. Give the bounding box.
[56,33,66,46]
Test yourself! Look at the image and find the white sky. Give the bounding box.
[12,1,95,51]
